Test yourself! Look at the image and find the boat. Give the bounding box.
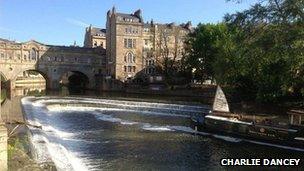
[191,86,304,149]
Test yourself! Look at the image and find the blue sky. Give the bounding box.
[0,0,258,46]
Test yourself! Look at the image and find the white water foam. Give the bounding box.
[42,125,75,139]
[48,106,190,118]
[44,137,88,171]
[212,134,242,143]
[142,125,173,132]
[94,113,138,125]
[23,97,90,171]
[38,97,209,114]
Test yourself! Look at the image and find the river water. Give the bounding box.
[20,95,304,171]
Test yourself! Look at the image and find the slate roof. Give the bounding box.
[90,27,106,37]
[117,13,140,20]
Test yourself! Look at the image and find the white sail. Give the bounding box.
[212,86,230,113]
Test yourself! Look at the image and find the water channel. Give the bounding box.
[1,84,304,170]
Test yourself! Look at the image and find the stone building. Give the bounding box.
[0,7,191,91]
[0,38,105,90]
[86,7,192,82]
[84,26,106,48]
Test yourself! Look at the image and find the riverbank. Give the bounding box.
[3,96,57,171]
[7,124,55,171]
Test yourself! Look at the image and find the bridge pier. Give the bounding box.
[48,80,61,90]
[0,77,7,171]
[0,126,7,171]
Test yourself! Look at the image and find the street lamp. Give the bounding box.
[192,68,196,84]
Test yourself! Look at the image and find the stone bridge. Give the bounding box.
[0,39,105,91]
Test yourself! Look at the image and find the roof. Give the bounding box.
[90,27,106,37]
[0,38,16,43]
[143,23,152,28]
[117,13,140,20]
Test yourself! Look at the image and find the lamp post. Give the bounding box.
[191,68,196,84]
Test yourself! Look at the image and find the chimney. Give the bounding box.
[185,21,192,29]
[134,9,143,23]
[107,10,112,17]
[112,6,116,14]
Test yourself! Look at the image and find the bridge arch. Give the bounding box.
[0,71,7,82]
[60,70,90,89]
[12,69,49,91]
[0,72,8,105]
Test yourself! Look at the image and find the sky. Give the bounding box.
[0,0,259,46]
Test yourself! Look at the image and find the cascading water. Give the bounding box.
[22,96,304,170]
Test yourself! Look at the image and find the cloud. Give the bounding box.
[65,18,90,28]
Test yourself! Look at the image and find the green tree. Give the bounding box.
[185,0,304,103]
[185,24,229,82]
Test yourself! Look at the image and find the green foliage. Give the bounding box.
[184,23,228,82]
[185,0,304,103]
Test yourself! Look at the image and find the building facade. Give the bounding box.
[85,7,192,82]
[0,38,105,90]
[0,7,191,91]
[84,26,107,49]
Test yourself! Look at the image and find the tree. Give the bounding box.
[222,0,304,102]
[185,0,304,103]
[154,24,188,84]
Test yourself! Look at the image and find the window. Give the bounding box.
[30,48,37,60]
[133,39,136,48]
[133,66,136,72]
[128,39,132,48]
[146,59,154,66]
[101,42,104,48]
[144,39,149,46]
[128,66,132,72]
[0,53,4,59]
[124,66,127,72]
[126,52,135,63]
[127,53,132,63]
[94,41,97,47]
[124,39,128,48]
[124,39,136,48]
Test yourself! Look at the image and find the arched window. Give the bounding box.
[126,52,135,63]
[30,48,37,60]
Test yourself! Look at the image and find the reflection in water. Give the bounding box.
[14,71,46,97]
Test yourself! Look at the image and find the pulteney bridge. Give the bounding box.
[0,39,105,92]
